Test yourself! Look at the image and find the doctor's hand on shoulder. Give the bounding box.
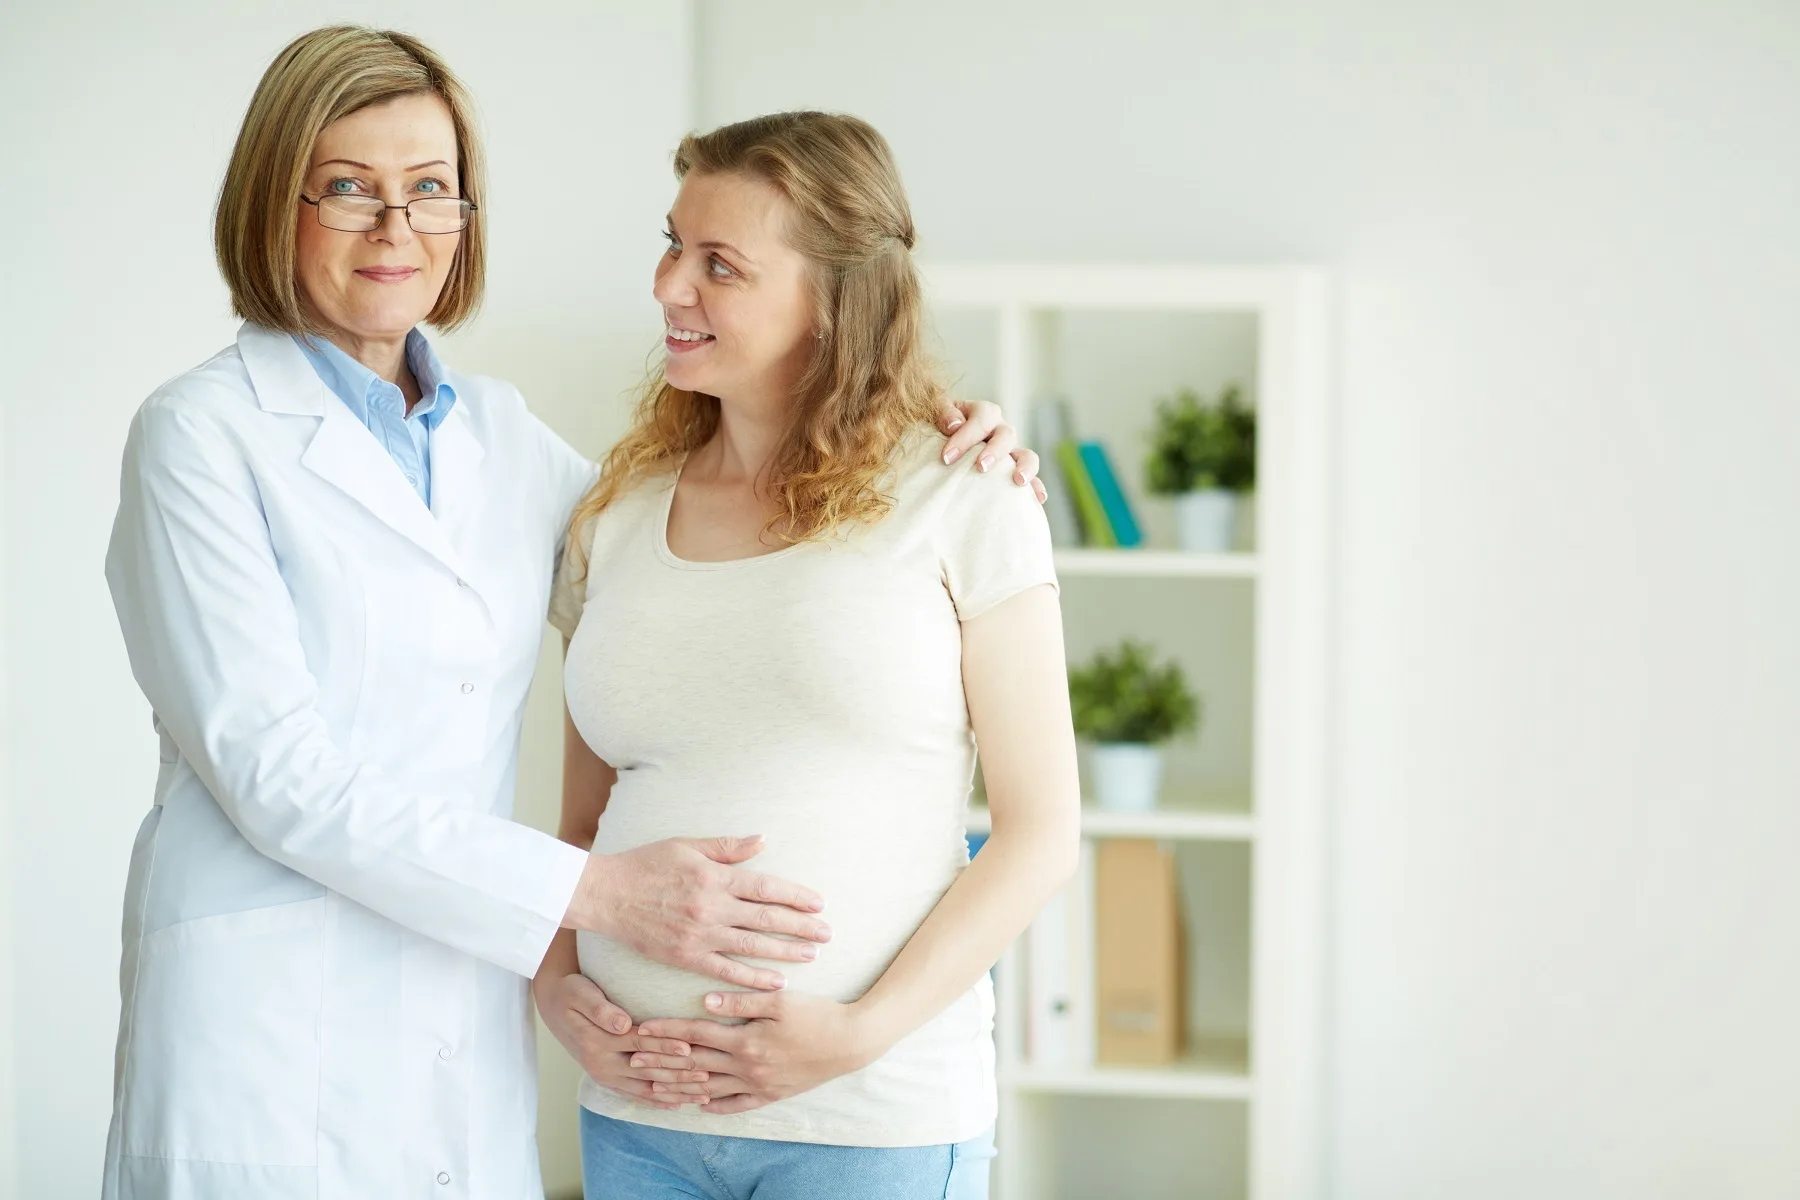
[937,399,1047,504]
[564,833,832,991]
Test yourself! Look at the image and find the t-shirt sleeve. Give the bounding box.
[547,511,598,640]
[936,459,1060,621]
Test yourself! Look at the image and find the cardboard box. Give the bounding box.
[1094,838,1186,1066]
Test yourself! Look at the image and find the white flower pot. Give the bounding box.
[1174,490,1236,553]
[1091,743,1165,812]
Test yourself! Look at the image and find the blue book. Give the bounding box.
[1077,442,1143,547]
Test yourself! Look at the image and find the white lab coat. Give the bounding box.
[101,323,597,1200]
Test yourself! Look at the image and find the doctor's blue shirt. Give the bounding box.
[293,329,457,506]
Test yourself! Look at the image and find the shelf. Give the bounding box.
[1007,1036,1252,1100]
[1053,549,1256,579]
[967,803,1254,841]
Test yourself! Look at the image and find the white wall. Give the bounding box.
[0,4,693,1195]
[690,1,1800,1196]
[0,298,14,1196]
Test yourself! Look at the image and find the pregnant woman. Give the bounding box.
[539,112,1082,1199]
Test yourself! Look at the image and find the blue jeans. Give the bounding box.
[579,1108,995,1200]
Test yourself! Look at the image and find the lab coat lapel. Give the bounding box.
[428,402,484,528]
[302,401,469,575]
[237,322,470,579]
[428,403,491,595]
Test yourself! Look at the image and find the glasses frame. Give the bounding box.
[300,192,478,235]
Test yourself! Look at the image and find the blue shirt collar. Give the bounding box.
[293,328,458,429]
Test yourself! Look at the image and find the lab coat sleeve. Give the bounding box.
[105,397,591,979]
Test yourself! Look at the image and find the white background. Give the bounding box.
[6,1,1800,1197]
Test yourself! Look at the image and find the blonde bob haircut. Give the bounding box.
[215,25,486,333]
[569,111,942,565]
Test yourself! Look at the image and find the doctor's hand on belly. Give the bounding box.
[638,988,889,1115]
[563,833,832,991]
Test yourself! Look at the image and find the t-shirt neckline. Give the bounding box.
[652,456,811,572]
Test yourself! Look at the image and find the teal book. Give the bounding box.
[1077,441,1143,548]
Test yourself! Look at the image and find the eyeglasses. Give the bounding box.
[300,192,477,234]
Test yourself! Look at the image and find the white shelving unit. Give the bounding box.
[924,265,1332,1200]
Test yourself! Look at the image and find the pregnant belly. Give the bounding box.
[580,780,967,1023]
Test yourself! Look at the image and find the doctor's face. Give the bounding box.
[295,93,462,350]
[653,170,817,407]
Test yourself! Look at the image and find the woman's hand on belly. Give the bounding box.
[637,989,889,1115]
[531,971,713,1111]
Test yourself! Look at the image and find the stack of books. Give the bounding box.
[1028,395,1143,549]
[1054,440,1143,549]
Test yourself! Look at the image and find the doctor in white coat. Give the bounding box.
[101,26,1039,1200]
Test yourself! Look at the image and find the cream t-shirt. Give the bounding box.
[548,430,1056,1148]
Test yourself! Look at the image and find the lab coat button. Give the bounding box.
[460,682,475,694]
[438,1044,454,1061]
[437,1171,451,1185]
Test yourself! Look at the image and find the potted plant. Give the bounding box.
[1068,640,1201,812]
[1145,384,1256,552]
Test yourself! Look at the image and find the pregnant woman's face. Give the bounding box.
[653,170,815,407]
[294,92,463,346]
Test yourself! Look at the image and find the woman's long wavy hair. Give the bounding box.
[568,111,943,565]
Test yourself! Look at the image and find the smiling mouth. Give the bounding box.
[666,326,715,353]
[355,267,418,282]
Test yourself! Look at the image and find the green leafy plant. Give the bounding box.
[1145,384,1256,495]
[1068,640,1201,744]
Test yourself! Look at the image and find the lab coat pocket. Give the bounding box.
[119,897,326,1167]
